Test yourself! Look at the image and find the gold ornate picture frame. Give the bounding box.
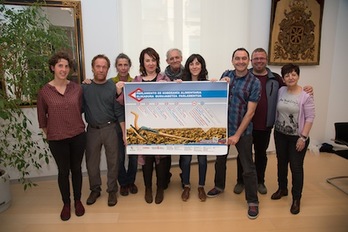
[268,0,324,65]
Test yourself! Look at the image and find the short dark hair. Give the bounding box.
[115,53,132,68]
[48,51,72,74]
[91,54,111,68]
[232,47,250,59]
[251,48,267,58]
[281,63,300,77]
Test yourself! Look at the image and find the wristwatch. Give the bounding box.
[300,134,308,142]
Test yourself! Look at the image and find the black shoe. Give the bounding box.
[86,191,100,205]
[271,189,288,200]
[108,192,117,206]
[145,187,153,204]
[128,183,138,194]
[120,185,129,196]
[155,188,164,204]
[290,199,300,214]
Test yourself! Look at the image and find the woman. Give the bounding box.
[133,47,171,204]
[37,51,86,221]
[271,63,315,215]
[180,54,208,202]
[111,53,139,197]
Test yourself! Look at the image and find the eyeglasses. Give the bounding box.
[252,57,266,61]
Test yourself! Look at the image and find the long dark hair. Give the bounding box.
[183,54,208,81]
[139,47,161,76]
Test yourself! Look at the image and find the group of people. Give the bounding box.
[36,46,315,221]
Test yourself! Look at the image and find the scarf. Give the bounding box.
[164,65,184,81]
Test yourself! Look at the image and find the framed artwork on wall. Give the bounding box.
[268,0,325,65]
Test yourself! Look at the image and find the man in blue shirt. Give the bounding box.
[207,48,261,219]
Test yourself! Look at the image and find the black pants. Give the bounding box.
[274,131,309,200]
[142,156,167,189]
[49,132,86,204]
[237,129,272,184]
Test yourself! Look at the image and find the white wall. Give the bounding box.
[10,0,348,179]
[326,0,348,140]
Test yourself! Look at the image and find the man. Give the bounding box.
[82,54,125,207]
[165,48,184,81]
[207,48,261,219]
[232,48,313,195]
[163,48,185,188]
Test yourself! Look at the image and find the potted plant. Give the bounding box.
[0,1,72,212]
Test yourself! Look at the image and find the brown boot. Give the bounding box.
[181,187,190,201]
[198,187,207,202]
[145,187,153,204]
[155,188,164,204]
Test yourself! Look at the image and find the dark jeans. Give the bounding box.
[237,129,272,184]
[274,131,309,200]
[117,132,138,187]
[214,134,258,204]
[142,156,167,189]
[164,156,172,185]
[49,132,86,204]
[180,155,207,186]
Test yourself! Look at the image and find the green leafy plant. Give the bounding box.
[0,92,50,190]
[0,1,70,103]
[0,1,71,189]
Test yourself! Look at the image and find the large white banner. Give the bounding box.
[124,81,228,155]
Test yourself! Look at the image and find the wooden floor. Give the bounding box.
[1,151,348,232]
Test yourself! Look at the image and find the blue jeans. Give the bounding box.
[214,134,258,204]
[117,132,138,187]
[180,155,207,186]
[274,131,309,200]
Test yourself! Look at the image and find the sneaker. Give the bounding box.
[207,187,223,198]
[258,183,267,195]
[247,205,259,219]
[60,203,71,221]
[233,183,244,194]
[74,200,85,217]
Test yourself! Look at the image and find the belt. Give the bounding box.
[89,121,115,129]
